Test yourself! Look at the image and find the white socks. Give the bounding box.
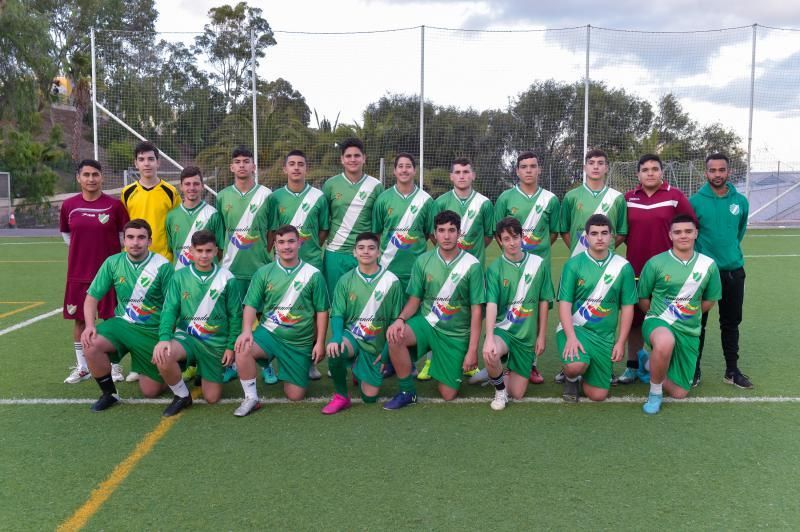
[650,382,663,395]
[240,378,258,400]
[74,342,87,369]
[169,379,190,398]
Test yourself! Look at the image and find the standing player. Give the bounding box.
[165,166,225,271]
[618,154,695,385]
[491,150,560,385]
[637,214,722,414]
[384,210,486,409]
[217,147,273,383]
[232,225,329,416]
[483,217,553,410]
[322,138,383,295]
[557,214,636,402]
[80,220,174,411]
[690,153,752,388]
[323,232,405,414]
[152,230,242,416]
[60,159,129,384]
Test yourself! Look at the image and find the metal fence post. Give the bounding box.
[745,24,757,199]
[583,25,591,181]
[91,28,98,161]
[251,28,259,179]
[419,25,425,190]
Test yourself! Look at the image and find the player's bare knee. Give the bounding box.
[439,386,458,401]
[670,387,689,399]
[585,389,608,402]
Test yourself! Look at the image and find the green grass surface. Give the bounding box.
[1,231,799,530]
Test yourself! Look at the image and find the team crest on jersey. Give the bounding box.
[450,272,462,284]
[390,232,418,250]
[505,305,533,324]
[522,231,542,251]
[664,275,671,282]
[229,231,259,250]
[578,302,611,323]
[248,202,261,214]
[117,276,126,285]
[667,300,699,321]
[98,214,110,224]
[349,292,357,302]
[66,304,77,315]
[511,207,518,215]
[603,274,613,284]
[193,219,204,230]
[293,280,304,291]
[692,272,702,281]
[577,278,585,286]
[182,291,190,300]
[503,278,510,287]
[209,289,221,300]
[139,276,152,288]
[300,201,311,212]
[188,320,220,340]
[535,204,543,214]
[126,303,157,323]
[265,310,302,328]
[601,202,610,212]
[358,191,367,200]
[730,204,740,215]
[467,209,476,219]
[335,193,342,200]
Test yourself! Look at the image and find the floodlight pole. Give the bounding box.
[419,25,425,190]
[583,25,590,182]
[90,28,99,160]
[251,28,259,179]
[745,24,757,200]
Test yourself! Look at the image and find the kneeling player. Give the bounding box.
[637,214,721,414]
[80,220,174,411]
[323,232,405,414]
[152,230,242,416]
[232,225,329,416]
[557,214,636,402]
[385,210,485,409]
[483,217,553,410]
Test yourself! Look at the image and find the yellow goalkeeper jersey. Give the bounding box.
[121,179,180,260]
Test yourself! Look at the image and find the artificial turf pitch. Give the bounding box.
[1,231,798,530]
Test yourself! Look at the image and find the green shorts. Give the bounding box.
[407,315,469,390]
[323,250,357,295]
[252,326,312,388]
[96,318,162,382]
[341,331,383,388]
[493,328,535,378]
[174,331,225,384]
[642,318,699,391]
[556,328,613,390]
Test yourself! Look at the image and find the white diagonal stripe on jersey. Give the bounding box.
[654,253,714,326]
[520,189,555,234]
[557,254,628,331]
[424,252,479,328]
[349,270,399,340]
[263,263,318,332]
[570,188,622,257]
[122,253,170,324]
[497,254,545,330]
[458,191,489,242]
[186,267,234,334]
[221,185,271,269]
[288,187,323,227]
[379,189,431,270]
[176,203,217,271]
[326,176,380,252]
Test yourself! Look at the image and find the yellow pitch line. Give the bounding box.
[0,301,44,319]
[57,390,200,531]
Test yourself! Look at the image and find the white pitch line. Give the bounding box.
[1,396,798,406]
[0,308,61,336]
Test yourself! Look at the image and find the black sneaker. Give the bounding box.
[692,368,701,387]
[724,370,753,389]
[562,379,579,403]
[163,394,192,417]
[91,393,120,412]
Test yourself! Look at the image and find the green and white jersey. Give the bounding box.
[486,253,554,348]
[434,189,494,267]
[373,185,435,284]
[165,201,225,270]
[494,185,560,265]
[244,260,329,349]
[268,184,329,270]
[331,266,404,357]
[159,264,243,352]
[557,251,637,344]
[323,173,383,254]
[407,248,486,338]
[639,250,722,337]
[87,251,173,328]
[559,183,628,257]
[217,183,272,280]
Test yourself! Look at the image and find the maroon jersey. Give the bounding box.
[60,193,129,282]
[624,183,695,275]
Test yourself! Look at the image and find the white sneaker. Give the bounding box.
[308,365,322,380]
[64,366,91,384]
[234,397,262,417]
[111,364,125,382]
[490,389,509,411]
[468,367,490,385]
[125,371,140,382]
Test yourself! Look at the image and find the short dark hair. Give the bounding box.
[180,166,203,182]
[434,209,461,229]
[76,159,102,174]
[516,151,539,168]
[339,138,365,155]
[670,213,698,229]
[705,152,729,166]
[190,229,217,247]
[232,146,254,160]
[450,157,472,173]
[584,213,613,234]
[284,149,307,164]
[355,232,380,245]
[124,218,152,238]
[394,152,416,168]
[134,141,159,159]
[496,216,523,238]
[637,153,662,171]
[585,148,608,164]
[275,224,299,238]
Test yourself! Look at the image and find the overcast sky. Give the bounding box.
[153,1,800,168]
